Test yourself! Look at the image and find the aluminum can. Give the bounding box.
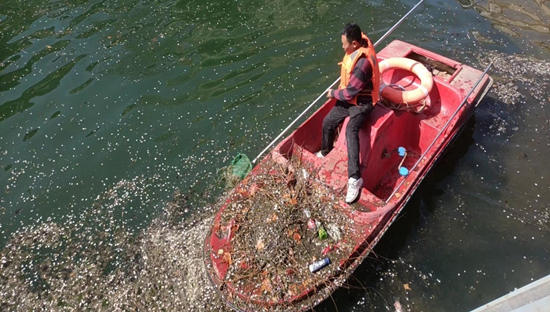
[309,257,331,273]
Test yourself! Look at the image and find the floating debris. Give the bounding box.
[208,155,360,310]
[0,182,230,312]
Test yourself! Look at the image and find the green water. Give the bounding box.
[1,0,550,311]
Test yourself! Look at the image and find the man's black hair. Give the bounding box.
[342,23,362,44]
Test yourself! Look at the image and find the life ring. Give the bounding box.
[378,57,434,105]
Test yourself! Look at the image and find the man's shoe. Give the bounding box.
[345,177,363,203]
[316,151,325,159]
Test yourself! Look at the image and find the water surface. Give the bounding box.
[1,0,549,311]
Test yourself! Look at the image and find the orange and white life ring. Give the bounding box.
[378,57,434,104]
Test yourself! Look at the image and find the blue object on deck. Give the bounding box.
[399,167,409,176]
[398,147,406,157]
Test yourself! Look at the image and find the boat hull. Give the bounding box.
[204,40,493,311]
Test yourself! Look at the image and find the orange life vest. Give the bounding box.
[338,33,380,105]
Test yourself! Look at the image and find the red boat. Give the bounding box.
[205,40,493,311]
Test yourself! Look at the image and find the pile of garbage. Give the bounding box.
[213,155,358,309]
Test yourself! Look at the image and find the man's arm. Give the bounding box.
[328,57,372,102]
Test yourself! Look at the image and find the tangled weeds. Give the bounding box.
[0,182,229,312]
[209,155,359,311]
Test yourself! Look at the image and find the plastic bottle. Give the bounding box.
[318,226,328,240]
[309,257,331,273]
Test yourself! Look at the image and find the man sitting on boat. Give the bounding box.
[317,22,380,204]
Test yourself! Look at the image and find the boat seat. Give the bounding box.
[318,105,395,198]
[417,81,463,132]
[333,104,394,154]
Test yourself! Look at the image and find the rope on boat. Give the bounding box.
[381,98,428,114]
[379,83,428,114]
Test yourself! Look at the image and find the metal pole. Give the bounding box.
[252,78,338,164]
[384,60,495,204]
[374,0,425,47]
[252,0,425,164]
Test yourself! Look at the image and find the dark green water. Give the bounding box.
[1,0,549,311]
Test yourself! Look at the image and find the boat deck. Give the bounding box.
[275,40,492,213]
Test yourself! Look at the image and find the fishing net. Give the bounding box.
[219,153,252,188]
[231,153,252,180]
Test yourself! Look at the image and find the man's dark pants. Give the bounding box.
[320,100,374,180]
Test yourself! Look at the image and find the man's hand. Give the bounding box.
[326,90,333,98]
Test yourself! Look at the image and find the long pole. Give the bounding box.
[373,0,425,47]
[252,0,425,164]
[384,60,495,204]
